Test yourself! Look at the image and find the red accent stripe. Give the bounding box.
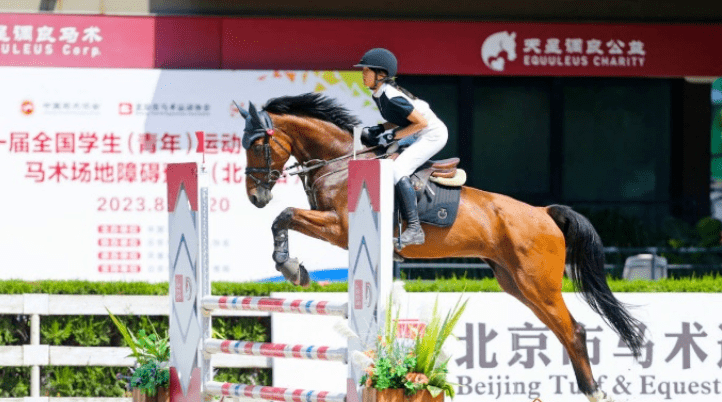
[317,300,329,315]
[292,388,305,402]
[221,382,231,396]
[292,344,304,359]
[318,346,329,360]
[218,296,228,309]
[262,343,287,358]
[241,297,253,310]
[319,391,330,402]
[167,162,198,212]
[290,299,303,312]
[259,386,285,401]
[258,298,285,312]
[348,159,381,213]
[243,385,255,398]
[243,342,254,355]
[220,340,231,353]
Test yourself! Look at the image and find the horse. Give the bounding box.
[236,92,644,402]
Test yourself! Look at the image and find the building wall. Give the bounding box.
[4,0,722,22]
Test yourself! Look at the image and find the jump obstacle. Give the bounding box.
[167,159,394,402]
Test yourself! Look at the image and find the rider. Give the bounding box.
[355,48,449,248]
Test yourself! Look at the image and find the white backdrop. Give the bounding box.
[0,67,380,282]
[273,291,722,402]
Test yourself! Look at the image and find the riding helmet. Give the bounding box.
[354,48,398,78]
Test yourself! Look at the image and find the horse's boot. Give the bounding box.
[395,176,425,248]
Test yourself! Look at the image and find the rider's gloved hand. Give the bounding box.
[361,124,385,147]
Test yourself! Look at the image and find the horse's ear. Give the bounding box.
[249,102,261,123]
[235,101,249,119]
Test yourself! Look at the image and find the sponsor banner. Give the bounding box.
[221,19,722,77]
[0,13,155,67]
[273,292,722,402]
[2,13,722,77]
[0,67,378,282]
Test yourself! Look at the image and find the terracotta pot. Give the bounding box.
[362,387,443,402]
[157,386,169,402]
[132,387,169,402]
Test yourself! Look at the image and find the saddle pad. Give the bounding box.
[416,181,461,227]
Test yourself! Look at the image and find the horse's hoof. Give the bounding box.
[276,258,311,288]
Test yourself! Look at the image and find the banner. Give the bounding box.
[0,67,379,282]
[273,292,722,402]
[2,13,722,77]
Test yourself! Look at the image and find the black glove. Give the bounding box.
[361,124,385,147]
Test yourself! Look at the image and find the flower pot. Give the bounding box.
[362,388,443,402]
[132,387,169,402]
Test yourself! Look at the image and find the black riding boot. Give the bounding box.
[395,176,425,248]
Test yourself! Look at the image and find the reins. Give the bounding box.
[284,144,394,210]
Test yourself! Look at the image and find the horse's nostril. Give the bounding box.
[250,194,259,205]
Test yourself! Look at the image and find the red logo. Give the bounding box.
[354,279,363,309]
[175,275,184,302]
[119,102,133,115]
[21,100,34,115]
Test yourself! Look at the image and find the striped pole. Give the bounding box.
[205,381,346,402]
[204,339,347,362]
[202,296,347,317]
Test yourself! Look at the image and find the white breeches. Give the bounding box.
[393,123,448,184]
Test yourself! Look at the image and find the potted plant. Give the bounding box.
[353,294,468,402]
[107,310,170,402]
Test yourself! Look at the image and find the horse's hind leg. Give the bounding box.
[509,258,613,402]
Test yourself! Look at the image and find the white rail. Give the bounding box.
[0,294,271,402]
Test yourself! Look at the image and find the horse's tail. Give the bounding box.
[546,204,645,357]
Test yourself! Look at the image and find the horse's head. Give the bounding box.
[238,101,293,208]
[481,31,517,71]
[501,32,517,62]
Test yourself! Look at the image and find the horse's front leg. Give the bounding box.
[271,207,345,287]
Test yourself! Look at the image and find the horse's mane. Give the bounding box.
[263,93,362,133]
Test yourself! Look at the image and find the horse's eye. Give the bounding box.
[252,144,264,157]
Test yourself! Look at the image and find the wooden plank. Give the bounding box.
[0,346,272,368]
[0,295,24,314]
[40,295,268,316]
[211,352,271,369]
[48,347,135,367]
[0,294,268,316]
[47,296,168,316]
[0,399,131,402]
[0,346,23,366]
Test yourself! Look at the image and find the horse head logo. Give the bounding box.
[481,31,517,72]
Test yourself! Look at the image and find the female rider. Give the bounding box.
[355,48,449,249]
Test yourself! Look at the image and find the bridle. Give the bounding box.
[244,126,293,190]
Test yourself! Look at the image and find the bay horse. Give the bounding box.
[237,93,644,402]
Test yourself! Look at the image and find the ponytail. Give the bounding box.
[382,77,417,100]
[371,68,417,100]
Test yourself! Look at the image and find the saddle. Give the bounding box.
[388,154,467,192]
[386,153,465,228]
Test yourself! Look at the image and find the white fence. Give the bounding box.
[0,294,270,402]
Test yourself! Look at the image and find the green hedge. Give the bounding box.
[2,276,722,295]
[2,276,721,397]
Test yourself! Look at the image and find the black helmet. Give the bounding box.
[354,48,398,78]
